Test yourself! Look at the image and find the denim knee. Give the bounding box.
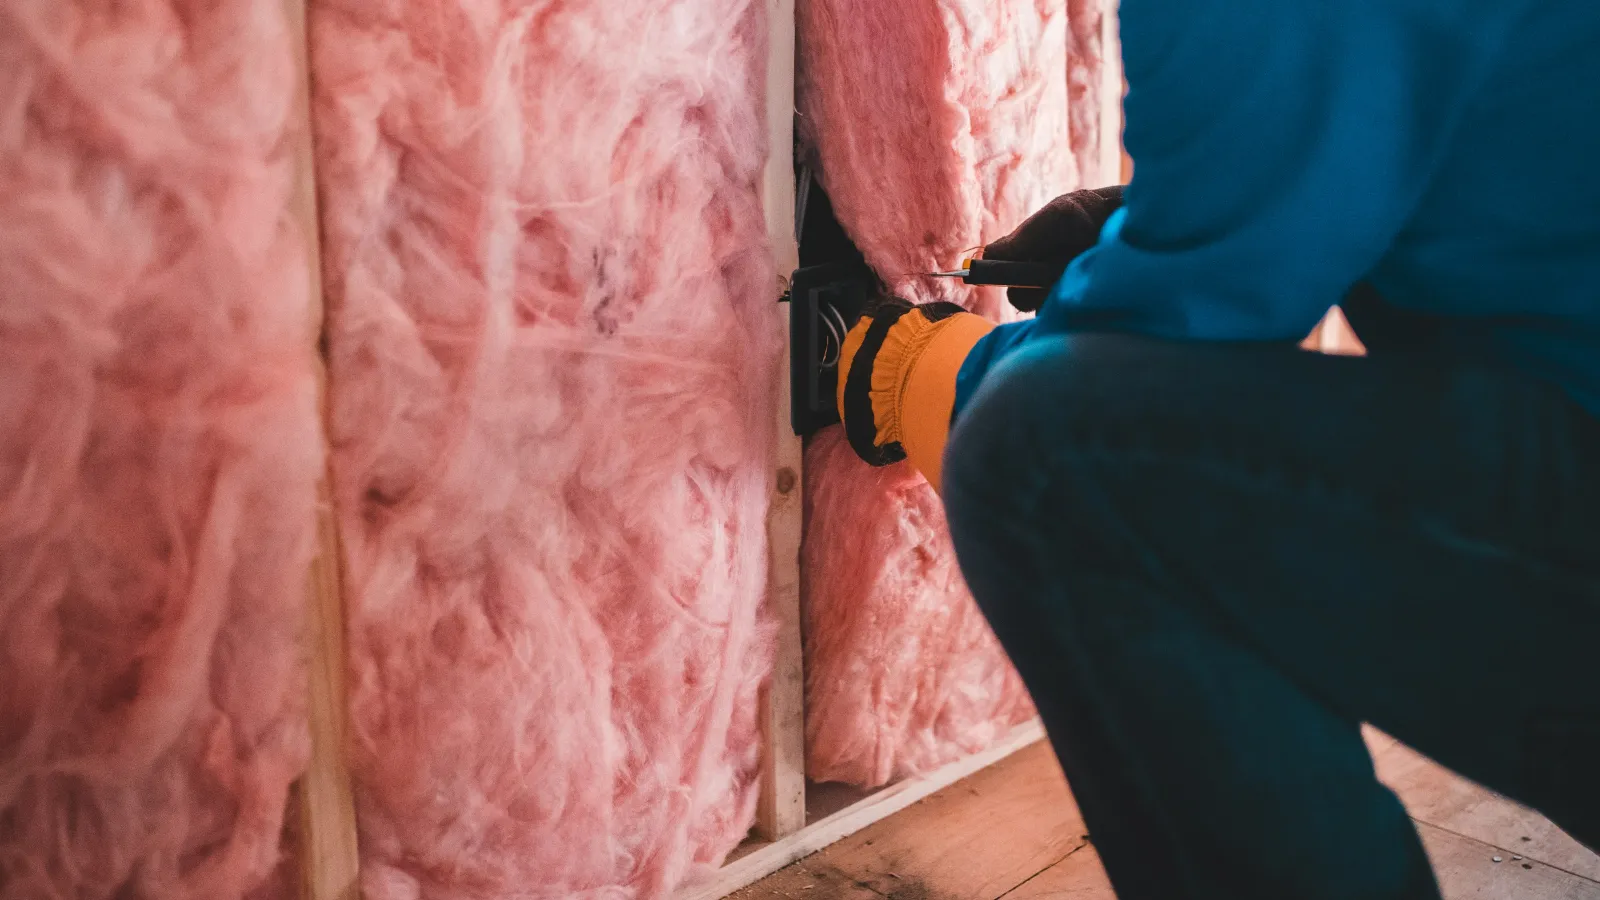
[942,336,1098,618]
[945,335,1087,522]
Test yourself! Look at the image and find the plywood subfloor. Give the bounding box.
[735,731,1600,900]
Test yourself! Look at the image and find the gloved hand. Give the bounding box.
[835,295,994,492]
[984,185,1125,313]
[831,186,1122,487]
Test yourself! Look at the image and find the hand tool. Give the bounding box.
[786,175,1069,437]
[928,258,1066,288]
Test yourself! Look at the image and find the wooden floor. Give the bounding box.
[736,730,1600,900]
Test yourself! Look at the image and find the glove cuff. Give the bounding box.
[867,303,966,445]
[889,311,993,490]
[838,299,991,489]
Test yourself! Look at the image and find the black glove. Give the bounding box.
[984,185,1125,313]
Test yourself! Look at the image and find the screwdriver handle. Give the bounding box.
[960,258,1068,289]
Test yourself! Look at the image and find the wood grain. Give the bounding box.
[1421,822,1600,900]
[683,723,1047,900]
[816,741,1084,900]
[1374,738,1600,883]
[727,856,880,900]
[997,825,1600,900]
[731,738,1085,900]
[1001,845,1115,900]
[735,724,1600,900]
[282,2,361,898]
[756,0,808,843]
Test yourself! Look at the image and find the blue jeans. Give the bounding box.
[943,334,1600,899]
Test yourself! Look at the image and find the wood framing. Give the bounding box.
[755,0,809,843]
[680,721,1047,900]
[283,2,362,898]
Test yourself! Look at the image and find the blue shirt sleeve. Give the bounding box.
[955,0,1515,417]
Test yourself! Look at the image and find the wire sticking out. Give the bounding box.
[818,300,849,369]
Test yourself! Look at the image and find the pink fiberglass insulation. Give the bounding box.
[801,429,1034,786]
[309,1,780,898]
[1066,0,1113,191]
[0,2,320,898]
[797,0,1111,786]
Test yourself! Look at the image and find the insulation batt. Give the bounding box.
[0,1,320,898]
[310,1,781,898]
[797,0,1110,786]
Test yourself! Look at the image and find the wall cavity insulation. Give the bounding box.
[0,0,1111,897]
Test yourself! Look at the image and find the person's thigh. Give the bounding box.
[943,333,1600,843]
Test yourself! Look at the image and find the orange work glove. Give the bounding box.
[836,297,994,492]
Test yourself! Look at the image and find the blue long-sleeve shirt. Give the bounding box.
[955,0,1600,418]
